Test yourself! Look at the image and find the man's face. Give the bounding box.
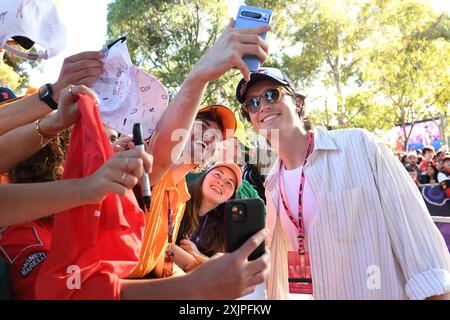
[243,80,299,133]
[185,118,222,165]
[407,155,418,165]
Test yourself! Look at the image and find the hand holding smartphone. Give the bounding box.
[234,6,273,72]
[225,198,266,260]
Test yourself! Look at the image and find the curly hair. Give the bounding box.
[9,129,70,183]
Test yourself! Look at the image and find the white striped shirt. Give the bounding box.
[265,127,450,300]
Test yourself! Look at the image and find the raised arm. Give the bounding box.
[120,228,270,299]
[0,147,153,227]
[0,85,98,173]
[0,51,103,136]
[147,19,271,184]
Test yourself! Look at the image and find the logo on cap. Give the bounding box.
[239,82,248,97]
[258,68,267,75]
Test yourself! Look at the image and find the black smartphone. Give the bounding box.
[224,198,266,260]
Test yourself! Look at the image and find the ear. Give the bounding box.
[295,96,303,114]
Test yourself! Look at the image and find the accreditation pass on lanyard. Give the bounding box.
[279,131,314,295]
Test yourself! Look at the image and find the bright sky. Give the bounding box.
[27,0,245,90]
[27,0,112,89]
[28,0,449,95]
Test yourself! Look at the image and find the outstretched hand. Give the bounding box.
[80,147,153,204]
[189,19,271,83]
[52,51,104,101]
[188,228,270,299]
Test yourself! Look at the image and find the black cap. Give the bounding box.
[11,36,34,50]
[0,86,16,103]
[236,67,297,103]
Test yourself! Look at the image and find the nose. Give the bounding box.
[205,133,215,144]
[258,99,273,113]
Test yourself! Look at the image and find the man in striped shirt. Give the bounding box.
[235,67,450,300]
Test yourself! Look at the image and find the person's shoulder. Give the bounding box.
[322,127,378,148]
[328,127,374,139]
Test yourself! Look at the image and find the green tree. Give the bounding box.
[107,0,245,111]
[356,0,450,150]
[274,0,373,127]
[0,61,21,90]
[1,50,38,91]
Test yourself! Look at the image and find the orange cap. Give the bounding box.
[206,161,242,190]
[197,105,237,140]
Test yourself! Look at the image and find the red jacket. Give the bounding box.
[35,95,144,299]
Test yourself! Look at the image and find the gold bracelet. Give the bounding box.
[35,118,57,147]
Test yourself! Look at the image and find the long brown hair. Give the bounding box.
[185,173,236,255]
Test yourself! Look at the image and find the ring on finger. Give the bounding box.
[125,157,129,171]
[68,85,75,95]
[120,171,127,184]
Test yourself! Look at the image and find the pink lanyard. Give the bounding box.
[278,131,314,255]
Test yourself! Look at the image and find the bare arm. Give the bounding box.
[0,147,153,227]
[120,228,270,300]
[0,51,103,136]
[0,93,51,136]
[179,237,211,265]
[173,244,202,271]
[0,179,84,226]
[0,85,98,173]
[146,74,208,184]
[147,19,271,184]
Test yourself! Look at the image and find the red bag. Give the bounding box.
[35,95,144,300]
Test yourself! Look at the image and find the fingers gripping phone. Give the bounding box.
[225,198,266,261]
[234,6,273,72]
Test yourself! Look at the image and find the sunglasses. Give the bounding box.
[242,87,290,114]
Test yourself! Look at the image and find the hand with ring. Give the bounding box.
[53,84,99,131]
[80,148,153,203]
[35,84,99,138]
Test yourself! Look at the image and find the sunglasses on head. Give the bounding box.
[242,86,291,114]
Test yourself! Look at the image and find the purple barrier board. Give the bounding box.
[419,185,450,217]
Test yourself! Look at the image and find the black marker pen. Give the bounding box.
[133,123,151,210]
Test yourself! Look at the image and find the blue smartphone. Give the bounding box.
[234,5,273,72]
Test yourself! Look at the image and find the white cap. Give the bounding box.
[0,0,67,59]
[90,39,168,139]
